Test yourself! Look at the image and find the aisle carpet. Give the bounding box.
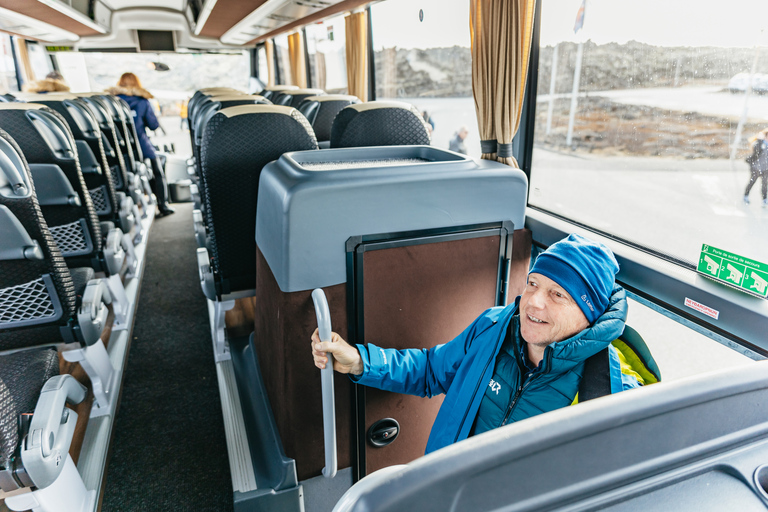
[102,203,233,511]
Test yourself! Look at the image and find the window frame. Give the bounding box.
[518,0,768,359]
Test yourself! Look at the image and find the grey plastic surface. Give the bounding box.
[312,289,337,479]
[20,374,87,489]
[256,146,528,292]
[0,205,43,260]
[77,279,112,345]
[0,137,30,198]
[28,164,81,207]
[27,110,75,160]
[332,361,768,512]
[75,140,101,175]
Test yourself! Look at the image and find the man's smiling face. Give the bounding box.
[519,272,589,349]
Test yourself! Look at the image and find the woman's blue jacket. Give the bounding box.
[353,285,633,454]
[116,91,159,159]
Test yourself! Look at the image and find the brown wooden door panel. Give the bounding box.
[361,235,501,474]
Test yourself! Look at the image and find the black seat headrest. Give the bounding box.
[330,101,431,148]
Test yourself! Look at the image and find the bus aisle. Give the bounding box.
[101,202,233,511]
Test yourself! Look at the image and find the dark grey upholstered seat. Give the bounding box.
[0,128,97,350]
[200,104,318,296]
[30,95,121,223]
[0,104,104,265]
[272,88,326,108]
[259,85,299,102]
[0,348,59,471]
[95,95,137,175]
[79,95,131,192]
[192,95,272,204]
[188,91,248,163]
[330,101,432,148]
[297,94,361,143]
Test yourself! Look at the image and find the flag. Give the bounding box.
[574,0,586,33]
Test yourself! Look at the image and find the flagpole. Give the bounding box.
[546,43,559,135]
[566,41,583,148]
[566,0,586,148]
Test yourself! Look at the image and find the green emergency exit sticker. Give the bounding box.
[698,244,768,299]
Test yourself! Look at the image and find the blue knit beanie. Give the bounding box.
[529,234,619,324]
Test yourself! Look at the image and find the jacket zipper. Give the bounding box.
[500,349,553,426]
[453,321,505,443]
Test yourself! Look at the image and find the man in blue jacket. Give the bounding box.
[311,234,640,454]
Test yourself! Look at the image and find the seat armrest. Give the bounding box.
[197,247,217,301]
[116,193,136,234]
[77,279,112,345]
[190,183,200,209]
[103,227,126,275]
[19,375,86,489]
[193,209,207,247]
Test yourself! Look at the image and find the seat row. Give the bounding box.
[0,93,156,512]
[185,84,533,511]
[185,86,433,359]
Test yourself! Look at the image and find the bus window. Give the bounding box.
[274,34,293,85]
[0,34,18,92]
[305,14,348,93]
[25,41,52,80]
[257,45,269,84]
[370,0,476,156]
[531,0,768,267]
[78,51,249,98]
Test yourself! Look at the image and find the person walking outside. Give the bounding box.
[107,72,175,216]
[744,129,768,207]
[449,126,469,155]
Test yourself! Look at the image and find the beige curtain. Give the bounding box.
[471,0,536,166]
[288,32,307,88]
[265,40,276,87]
[16,39,34,83]
[345,10,368,101]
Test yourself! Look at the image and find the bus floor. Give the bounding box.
[101,202,233,512]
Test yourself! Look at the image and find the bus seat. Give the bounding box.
[191,95,272,245]
[330,101,431,148]
[75,95,147,236]
[26,96,131,232]
[0,105,108,263]
[95,95,139,184]
[188,91,249,162]
[0,354,95,511]
[297,95,361,148]
[272,88,325,108]
[0,104,134,273]
[77,95,134,196]
[0,349,60,484]
[259,84,299,102]
[248,145,528,500]
[197,104,318,302]
[0,129,120,414]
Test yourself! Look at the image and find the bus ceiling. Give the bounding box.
[0,0,371,51]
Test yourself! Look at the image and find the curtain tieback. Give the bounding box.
[497,143,513,159]
[480,139,496,154]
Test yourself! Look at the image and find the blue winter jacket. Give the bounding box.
[353,285,633,454]
[117,91,159,159]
